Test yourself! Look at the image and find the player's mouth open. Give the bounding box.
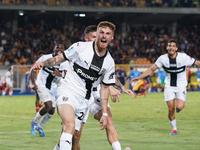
[101,39,107,45]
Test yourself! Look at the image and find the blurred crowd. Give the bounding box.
[0,19,200,66]
[0,0,200,8]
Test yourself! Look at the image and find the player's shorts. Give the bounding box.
[6,80,13,88]
[197,78,200,83]
[37,86,56,107]
[156,78,161,84]
[164,86,187,102]
[56,86,89,131]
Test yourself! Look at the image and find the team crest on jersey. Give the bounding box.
[109,72,115,79]
[46,95,49,98]
[100,68,106,74]
[67,46,74,52]
[62,96,68,102]
[178,63,181,66]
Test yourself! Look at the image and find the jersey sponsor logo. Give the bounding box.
[163,66,185,74]
[62,96,68,102]
[77,68,98,81]
[109,72,115,79]
[67,46,74,52]
[90,64,100,72]
[170,64,177,67]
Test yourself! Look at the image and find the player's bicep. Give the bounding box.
[151,64,159,72]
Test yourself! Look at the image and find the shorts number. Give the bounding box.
[77,112,84,120]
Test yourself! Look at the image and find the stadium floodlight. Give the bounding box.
[74,14,79,17]
[18,11,24,16]
[79,14,85,17]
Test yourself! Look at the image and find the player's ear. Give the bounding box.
[112,34,114,40]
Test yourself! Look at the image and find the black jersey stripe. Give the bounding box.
[62,52,69,61]
[169,58,177,86]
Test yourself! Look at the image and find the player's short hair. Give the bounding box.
[8,67,12,71]
[168,39,178,47]
[97,21,116,32]
[55,41,65,49]
[37,50,46,56]
[84,25,97,36]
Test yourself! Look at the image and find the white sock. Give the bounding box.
[169,119,177,130]
[53,143,60,150]
[9,91,13,96]
[38,113,53,128]
[111,141,121,150]
[60,133,72,150]
[33,111,43,123]
[2,91,5,96]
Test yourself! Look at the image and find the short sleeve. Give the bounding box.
[155,55,163,68]
[63,42,82,62]
[101,60,115,86]
[184,54,195,66]
[36,55,45,63]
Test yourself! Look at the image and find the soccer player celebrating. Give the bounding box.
[2,67,14,97]
[53,25,134,150]
[32,21,117,150]
[30,42,68,137]
[131,39,200,135]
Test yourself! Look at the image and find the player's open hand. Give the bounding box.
[32,62,44,71]
[109,86,120,103]
[121,87,134,99]
[99,116,107,130]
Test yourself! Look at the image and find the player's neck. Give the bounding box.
[168,52,177,59]
[95,42,107,57]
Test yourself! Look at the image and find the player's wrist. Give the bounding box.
[103,113,108,116]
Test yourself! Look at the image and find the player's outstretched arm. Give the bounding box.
[131,64,158,83]
[30,68,38,90]
[33,54,66,70]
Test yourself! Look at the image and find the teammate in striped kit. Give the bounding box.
[131,39,200,135]
[30,42,69,137]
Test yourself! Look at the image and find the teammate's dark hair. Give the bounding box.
[37,50,46,56]
[55,41,65,49]
[97,21,115,32]
[168,39,178,47]
[84,25,97,36]
[8,67,12,71]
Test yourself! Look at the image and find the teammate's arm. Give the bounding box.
[111,77,134,100]
[131,64,158,83]
[33,54,66,70]
[194,60,200,67]
[30,68,38,90]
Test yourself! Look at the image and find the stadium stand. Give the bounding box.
[0,0,200,91]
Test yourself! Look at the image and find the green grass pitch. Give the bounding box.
[0,91,200,150]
